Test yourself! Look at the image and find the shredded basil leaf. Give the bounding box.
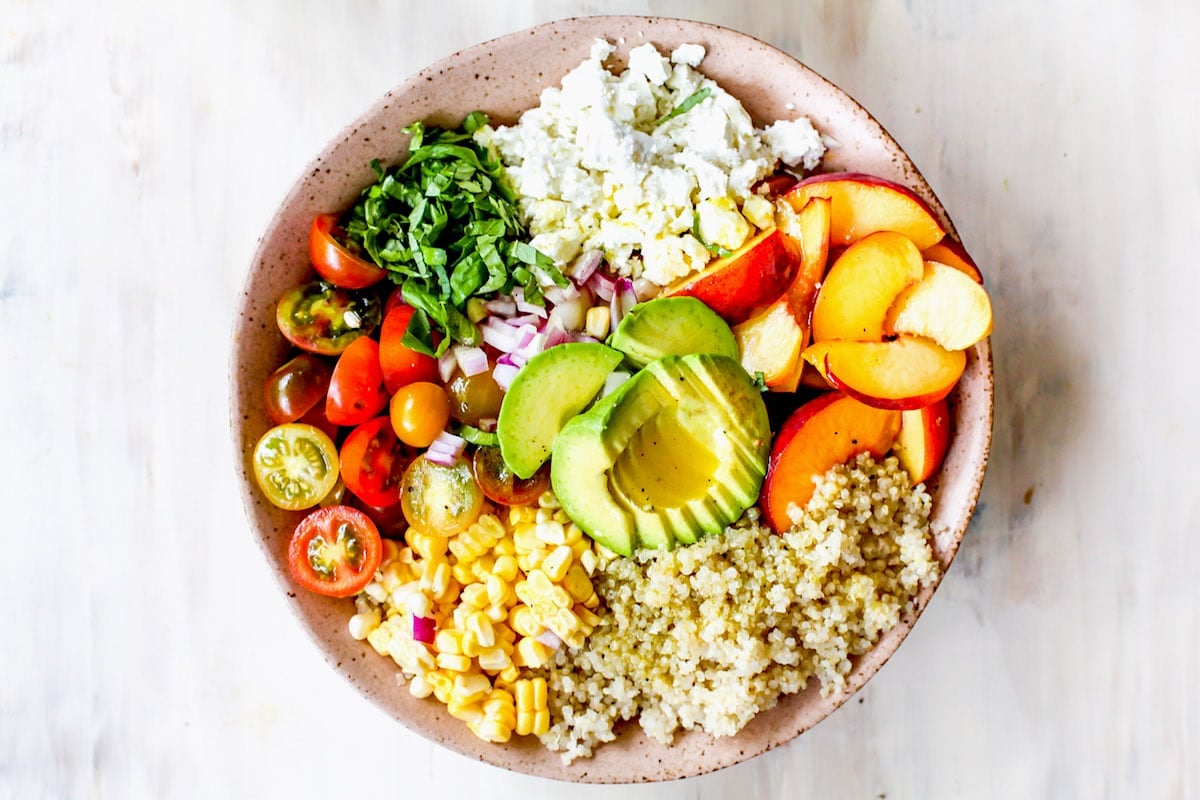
[457,425,500,447]
[691,212,733,258]
[343,114,565,355]
[655,87,712,126]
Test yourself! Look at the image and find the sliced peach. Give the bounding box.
[783,172,946,250]
[893,399,951,484]
[736,198,831,391]
[810,231,924,342]
[885,261,993,351]
[922,239,983,283]
[762,392,901,531]
[804,336,966,410]
[665,227,798,324]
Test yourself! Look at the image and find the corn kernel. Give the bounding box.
[513,524,541,554]
[363,581,388,604]
[460,629,482,658]
[447,701,484,725]
[491,555,519,583]
[574,605,602,629]
[493,536,516,557]
[514,637,551,668]
[348,610,380,641]
[585,305,610,339]
[485,603,509,624]
[583,591,600,609]
[472,718,511,743]
[477,647,512,673]
[561,564,593,603]
[421,559,451,597]
[408,530,449,561]
[466,612,496,648]
[536,491,560,509]
[434,629,464,655]
[580,549,599,575]
[408,675,433,699]
[485,573,513,606]
[509,605,541,638]
[460,583,489,610]
[541,545,573,582]
[532,708,550,736]
[452,673,493,705]
[499,665,520,684]
[451,561,475,585]
[534,507,554,525]
[562,522,583,543]
[494,621,517,644]
[436,653,472,672]
[426,671,454,704]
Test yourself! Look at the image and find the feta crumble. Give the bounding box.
[476,40,826,286]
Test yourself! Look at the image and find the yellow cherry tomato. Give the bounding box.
[390,381,451,447]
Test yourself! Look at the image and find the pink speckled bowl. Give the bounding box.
[230,16,993,783]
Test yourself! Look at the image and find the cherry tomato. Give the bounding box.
[264,353,333,424]
[346,493,408,540]
[287,505,382,597]
[326,337,389,426]
[379,304,440,392]
[472,446,551,506]
[276,281,381,356]
[340,416,412,508]
[252,423,340,511]
[445,367,504,426]
[309,213,387,289]
[390,382,451,448]
[296,402,339,441]
[401,455,484,536]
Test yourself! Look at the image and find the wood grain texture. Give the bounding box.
[1,0,1196,797]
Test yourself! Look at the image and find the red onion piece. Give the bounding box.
[453,346,489,377]
[412,615,436,644]
[544,326,571,349]
[504,313,541,328]
[496,352,526,368]
[492,361,520,391]
[513,288,548,319]
[588,271,615,302]
[437,349,458,383]
[610,277,637,329]
[535,629,563,650]
[544,283,580,306]
[478,417,498,432]
[569,250,603,285]
[484,297,517,317]
[553,296,589,332]
[481,318,520,352]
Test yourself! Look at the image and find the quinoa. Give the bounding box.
[536,453,937,763]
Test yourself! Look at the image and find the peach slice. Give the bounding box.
[892,399,951,484]
[762,392,901,532]
[665,227,798,324]
[810,230,924,343]
[736,197,831,391]
[783,172,946,250]
[922,239,983,284]
[804,335,966,410]
[885,261,993,351]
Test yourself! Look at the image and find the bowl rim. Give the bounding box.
[229,14,994,783]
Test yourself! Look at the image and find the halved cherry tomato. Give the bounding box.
[390,382,451,448]
[379,304,440,392]
[472,445,550,506]
[309,213,387,289]
[287,505,382,597]
[340,416,412,508]
[346,493,408,540]
[401,455,484,536]
[276,281,381,356]
[264,353,333,424]
[252,423,340,511]
[326,337,388,426]
[445,366,504,426]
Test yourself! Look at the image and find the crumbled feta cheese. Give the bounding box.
[741,194,776,230]
[483,41,827,285]
[763,117,826,171]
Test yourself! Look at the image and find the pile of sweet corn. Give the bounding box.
[348,491,603,744]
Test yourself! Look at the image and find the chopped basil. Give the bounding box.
[655,87,712,127]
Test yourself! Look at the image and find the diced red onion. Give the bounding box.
[632,277,659,301]
[478,417,497,432]
[437,349,458,383]
[544,283,580,306]
[544,326,571,349]
[553,296,589,332]
[425,431,466,466]
[610,277,637,329]
[484,297,517,317]
[453,346,489,377]
[412,615,436,644]
[481,318,520,352]
[535,629,563,650]
[504,313,541,328]
[496,352,526,369]
[588,271,615,302]
[425,446,458,467]
[569,250,603,285]
[493,361,520,391]
[571,334,601,344]
[514,324,538,351]
[513,288,548,319]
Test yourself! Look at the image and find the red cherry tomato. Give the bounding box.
[309,213,387,289]
[287,505,382,597]
[276,281,381,356]
[326,337,388,426]
[379,304,440,393]
[346,493,408,540]
[340,416,412,508]
[296,402,339,441]
[264,353,333,424]
[472,446,551,506]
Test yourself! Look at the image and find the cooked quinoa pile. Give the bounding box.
[535,453,938,763]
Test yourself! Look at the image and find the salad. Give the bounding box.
[248,41,992,760]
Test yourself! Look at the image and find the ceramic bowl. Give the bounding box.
[230,15,993,783]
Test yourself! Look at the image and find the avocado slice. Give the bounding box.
[610,296,739,369]
[551,353,770,555]
[497,342,623,479]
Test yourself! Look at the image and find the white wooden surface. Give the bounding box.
[3,1,1197,797]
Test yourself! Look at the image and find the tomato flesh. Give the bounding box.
[472,446,550,506]
[379,304,440,392]
[401,455,484,537]
[264,353,333,424]
[326,336,389,426]
[340,416,411,508]
[276,281,381,356]
[445,367,503,427]
[309,213,387,289]
[288,506,382,597]
[252,423,340,511]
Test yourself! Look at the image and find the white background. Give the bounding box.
[3,1,1197,797]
